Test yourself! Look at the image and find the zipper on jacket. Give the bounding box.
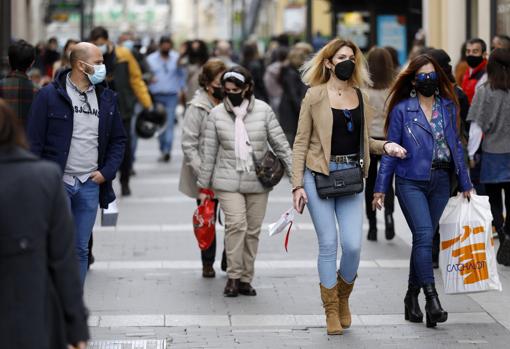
[407,125,419,146]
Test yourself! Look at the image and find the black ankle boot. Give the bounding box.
[422,283,448,328]
[385,213,395,240]
[367,218,377,241]
[404,284,423,323]
[496,227,510,266]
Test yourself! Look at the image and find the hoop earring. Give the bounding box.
[435,88,440,96]
[410,89,417,98]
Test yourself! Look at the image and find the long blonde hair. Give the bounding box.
[301,38,371,88]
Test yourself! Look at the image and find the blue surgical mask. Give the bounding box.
[123,40,134,51]
[82,61,107,85]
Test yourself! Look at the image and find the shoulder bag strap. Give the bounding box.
[354,87,365,168]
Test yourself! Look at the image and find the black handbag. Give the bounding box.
[253,150,285,188]
[313,88,365,199]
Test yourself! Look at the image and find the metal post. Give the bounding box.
[306,0,312,43]
[0,0,12,77]
[194,0,199,38]
[80,0,85,40]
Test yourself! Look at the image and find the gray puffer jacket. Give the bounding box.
[198,96,292,193]
[179,89,214,198]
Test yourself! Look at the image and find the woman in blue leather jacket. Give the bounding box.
[372,54,472,328]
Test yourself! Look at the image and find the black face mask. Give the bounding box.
[226,92,244,107]
[160,49,170,56]
[211,86,224,100]
[466,55,484,68]
[332,60,355,81]
[415,79,438,97]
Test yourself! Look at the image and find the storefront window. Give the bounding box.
[336,11,370,51]
[496,0,510,35]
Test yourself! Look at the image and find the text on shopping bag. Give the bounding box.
[441,225,494,285]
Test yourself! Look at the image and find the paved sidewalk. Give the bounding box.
[85,135,510,349]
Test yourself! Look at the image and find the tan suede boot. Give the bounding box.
[337,274,356,328]
[320,284,343,335]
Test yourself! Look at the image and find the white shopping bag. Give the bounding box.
[268,207,297,251]
[101,200,119,227]
[439,194,502,294]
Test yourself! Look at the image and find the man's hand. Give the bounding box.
[469,159,477,168]
[90,171,105,184]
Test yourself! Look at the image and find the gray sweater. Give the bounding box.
[467,84,510,154]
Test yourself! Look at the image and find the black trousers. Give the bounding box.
[197,199,219,265]
[486,182,510,231]
[365,154,395,220]
[119,119,132,185]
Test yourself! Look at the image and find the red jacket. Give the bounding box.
[461,59,487,104]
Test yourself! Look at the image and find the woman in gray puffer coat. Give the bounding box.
[179,59,227,278]
[198,66,292,297]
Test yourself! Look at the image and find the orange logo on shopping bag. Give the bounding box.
[441,226,488,285]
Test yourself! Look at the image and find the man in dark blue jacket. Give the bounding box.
[27,42,126,285]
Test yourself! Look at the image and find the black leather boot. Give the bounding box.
[385,213,395,240]
[496,227,510,266]
[367,218,377,241]
[404,283,423,323]
[422,283,448,328]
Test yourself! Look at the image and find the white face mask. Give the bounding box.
[122,40,134,51]
[97,44,108,55]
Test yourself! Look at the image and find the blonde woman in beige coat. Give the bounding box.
[198,66,292,297]
[291,39,406,335]
[179,59,226,278]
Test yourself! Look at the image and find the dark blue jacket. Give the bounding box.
[27,69,126,208]
[374,96,472,193]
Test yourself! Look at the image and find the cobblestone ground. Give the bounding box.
[85,132,510,349]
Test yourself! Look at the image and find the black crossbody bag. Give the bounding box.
[312,88,365,199]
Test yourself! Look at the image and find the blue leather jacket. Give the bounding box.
[374,96,472,193]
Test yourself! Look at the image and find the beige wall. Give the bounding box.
[423,0,491,65]
[272,0,331,37]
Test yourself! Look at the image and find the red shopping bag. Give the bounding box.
[193,195,216,251]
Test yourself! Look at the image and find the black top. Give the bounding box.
[331,105,361,155]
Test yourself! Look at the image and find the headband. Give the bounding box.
[223,71,246,83]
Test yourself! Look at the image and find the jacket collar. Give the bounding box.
[0,146,38,163]
[53,68,111,104]
[189,88,215,112]
[8,70,30,80]
[405,95,453,112]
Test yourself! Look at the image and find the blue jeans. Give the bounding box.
[304,162,364,288]
[153,93,178,154]
[395,170,450,286]
[64,178,99,285]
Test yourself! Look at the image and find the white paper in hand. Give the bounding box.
[268,207,296,237]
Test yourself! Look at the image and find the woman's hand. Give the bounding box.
[372,192,385,211]
[463,189,475,199]
[292,188,308,214]
[198,189,213,203]
[384,142,407,159]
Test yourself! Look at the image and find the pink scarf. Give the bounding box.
[232,99,252,172]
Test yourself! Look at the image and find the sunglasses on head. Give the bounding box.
[415,72,438,82]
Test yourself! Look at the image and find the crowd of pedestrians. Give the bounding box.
[0,27,509,347]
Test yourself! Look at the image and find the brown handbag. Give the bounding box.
[253,150,285,188]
